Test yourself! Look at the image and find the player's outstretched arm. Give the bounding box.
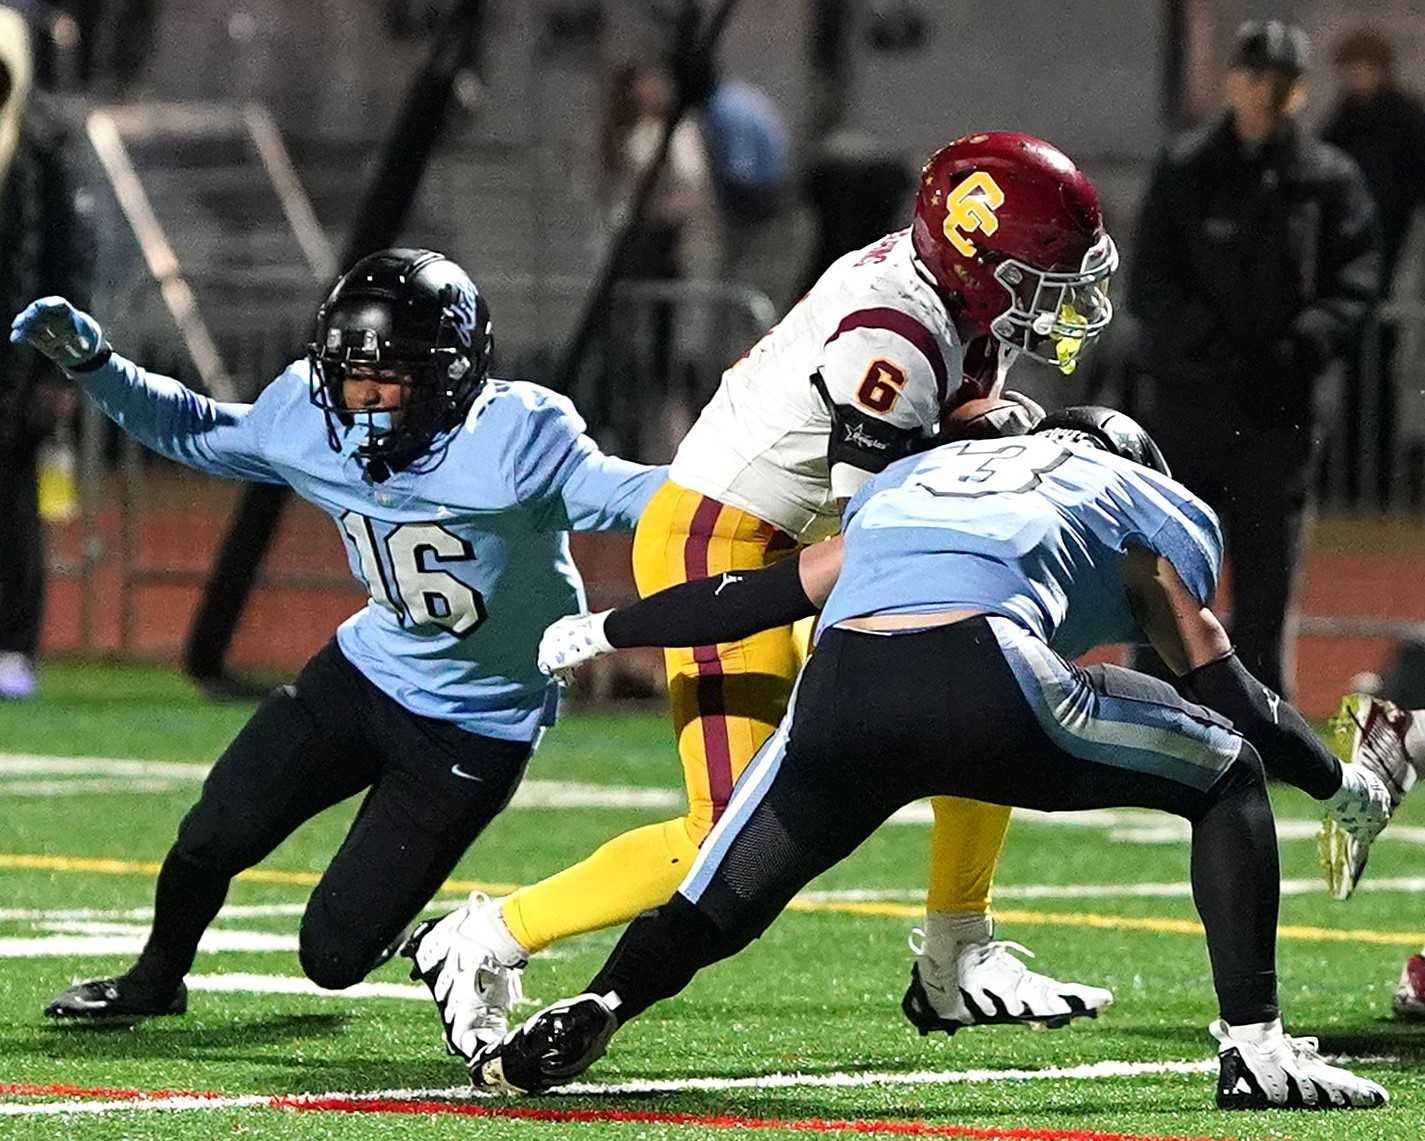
[510,392,666,532]
[537,538,843,680]
[10,297,282,483]
[1124,547,1343,800]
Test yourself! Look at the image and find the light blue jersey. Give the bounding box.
[78,354,666,741]
[820,436,1223,657]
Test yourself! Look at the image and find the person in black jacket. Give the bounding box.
[1129,18,1380,698]
[0,15,94,700]
[1320,27,1425,505]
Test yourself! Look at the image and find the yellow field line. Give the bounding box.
[785,897,1425,946]
[6,852,1422,947]
[0,853,518,893]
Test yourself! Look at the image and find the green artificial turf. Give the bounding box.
[0,660,1419,1140]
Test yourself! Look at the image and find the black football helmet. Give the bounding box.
[309,248,492,468]
[1031,405,1170,477]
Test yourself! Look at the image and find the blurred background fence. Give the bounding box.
[25,0,1425,713]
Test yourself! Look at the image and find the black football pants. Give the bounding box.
[128,640,531,992]
[589,619,1280,1028]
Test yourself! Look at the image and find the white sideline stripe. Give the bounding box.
[0,904,313,922]
[0,755,210,779]
[0,930,298,958]
[0,1055,1400,1116]
[184,972,546,1006]
[7,752,1425,846]
[10,872,1425,929]
[186,973,429,1002]
[0,1060,1219,1117]
[0,779,183,797]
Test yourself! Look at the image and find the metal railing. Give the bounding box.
[1316,302,1425,516]
[54,267,1425,662]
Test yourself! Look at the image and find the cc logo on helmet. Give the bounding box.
[941,171,1005,258]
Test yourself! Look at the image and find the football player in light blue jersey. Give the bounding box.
[12,249,664,1043]
[482,405,1393,1111]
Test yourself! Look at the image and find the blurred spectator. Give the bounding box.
[54,0,156,93]
[595,61,709,453]
[1322,28,1425,283]
[698,70,789,296]
[798,130,912,297]
[1321,27,1425,505]
[0,8,93,699]
[1129,18,1380,698]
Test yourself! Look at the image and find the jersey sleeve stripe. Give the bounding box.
[825,306,949,403]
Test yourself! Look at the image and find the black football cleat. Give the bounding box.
[44,977,187,1019]
[467,993,618,1094]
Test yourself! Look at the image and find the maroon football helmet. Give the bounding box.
[911,132,1116,374]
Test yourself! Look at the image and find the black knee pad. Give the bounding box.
[298,899,380,991]
[1197,741,1268,818]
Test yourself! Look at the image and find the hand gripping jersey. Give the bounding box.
[670,229,1001,545]
[77,354,665,741]
[820,436,1224,656]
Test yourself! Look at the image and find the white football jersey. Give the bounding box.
[670,229,991,544]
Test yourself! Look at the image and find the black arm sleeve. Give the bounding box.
[603,553,817,649]
[1182,652,1342,800]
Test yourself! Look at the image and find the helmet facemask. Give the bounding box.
[988,233,1117,375]
[309,304,483,472]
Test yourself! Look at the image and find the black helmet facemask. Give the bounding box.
[309,249,492,474]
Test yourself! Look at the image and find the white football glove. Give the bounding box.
[537,611,615,682]
[10,297,106,369]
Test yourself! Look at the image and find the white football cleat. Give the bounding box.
[1320,694,1418,900]
[1392,952,1425,1019]
[1211,1018,1388,1109]
[402,893,525,1061]
[902,933,1112,1035]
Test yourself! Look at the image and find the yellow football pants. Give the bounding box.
[501,481,1009,953]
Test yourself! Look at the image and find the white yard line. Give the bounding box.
[7,754,1425,847]
[0,1060,1222,1117]
[5,1051,1404,1117]
[186,972,429,1002]
[0,930,299,958]
[0,1052,1399,1117]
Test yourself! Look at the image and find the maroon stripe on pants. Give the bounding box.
[684,495,735,819]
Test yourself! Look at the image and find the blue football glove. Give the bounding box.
[10,297,106,370]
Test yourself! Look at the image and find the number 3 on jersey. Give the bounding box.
[340,513,488,637]
[916,441,1068,498]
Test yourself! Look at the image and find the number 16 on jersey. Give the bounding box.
[340,513,488,637]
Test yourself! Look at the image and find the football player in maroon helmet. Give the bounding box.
[912,131,1117,392]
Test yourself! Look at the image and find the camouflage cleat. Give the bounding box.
[1319,694,1417,900]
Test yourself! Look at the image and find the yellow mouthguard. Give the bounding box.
[1053,302,1089,375]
